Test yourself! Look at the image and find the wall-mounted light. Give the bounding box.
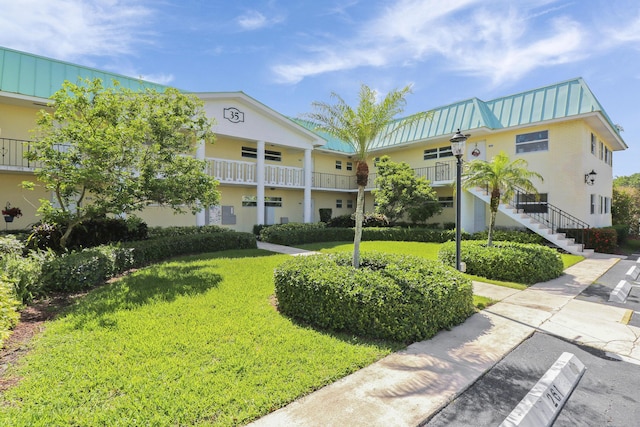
[584,170,597,186]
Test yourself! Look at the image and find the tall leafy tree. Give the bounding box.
[24,78,220,248]
[304,84,428,267]
[612,186,640,235]
[462,151,543,246]
[614,173,640,189]
[373,156,441,223]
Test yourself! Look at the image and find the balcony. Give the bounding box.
[206,158,455,191]
[206,158,304,188]
[0,138,41,171]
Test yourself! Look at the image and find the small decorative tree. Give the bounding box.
[304,84,430,267]
[373,156,441,223]
[462,151,543,246]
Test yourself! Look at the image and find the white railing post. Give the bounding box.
[257,141,265,225]
[304,148,312,223]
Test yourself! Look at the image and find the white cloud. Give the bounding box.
[236,9,284,31]
[138,73,175,86]
[271,0,593,86]
[0,0,154,60]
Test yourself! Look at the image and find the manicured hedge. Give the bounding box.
[41,231,257,294]
[587,228,618,254]
[259,222,543,246]
[274,252,474,343]
[438,240,563,285]
[146,225,229,239]
[2,229,256,299]
[560,227,619,253]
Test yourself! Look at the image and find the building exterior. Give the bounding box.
[0,47,628,253]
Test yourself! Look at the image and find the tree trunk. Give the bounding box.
[353,185,365,268]
[488,189,501,247]
[352,160,369,268]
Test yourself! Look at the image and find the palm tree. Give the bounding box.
[462,151,543,246]
[304,84,428,267]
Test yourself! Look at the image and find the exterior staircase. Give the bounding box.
[466,186,594,257]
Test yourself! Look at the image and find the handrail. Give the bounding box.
[507,185,591,247]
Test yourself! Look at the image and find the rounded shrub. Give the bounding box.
[274,251,474,343]
[438,241,563,285]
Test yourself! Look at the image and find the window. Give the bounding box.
[335,160,342,170]
[347,199,353,209]
[516,193,548,214]
[605,197,611,214]
[516,130,548,153]
[590,194,596,214]
[336,199,343,208]
[242,195,257,206]
[604,147,611,166]
[598,142,604,160]
[424,146,453,160]
[265,196,282,207]
[242,196,282,207]
[438,196,454,208]
[241,146,282,161]
[599,195,604,214]
[590,133,596,155]
[374,157,381,166]
[346,161,353,171]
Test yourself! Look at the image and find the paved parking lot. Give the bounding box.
[423,332,640,427]
[577,257,640,328]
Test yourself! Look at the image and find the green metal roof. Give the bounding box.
[0,46,169,99]
[292,118,354,153]
[306,78,625,154]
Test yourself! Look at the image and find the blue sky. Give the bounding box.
[0,0,638,176]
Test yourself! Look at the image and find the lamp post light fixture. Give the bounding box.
[450,129,469,272]
[584,169,597,186]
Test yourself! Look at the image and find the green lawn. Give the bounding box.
[0,241,585,425]
[0,250,401,426]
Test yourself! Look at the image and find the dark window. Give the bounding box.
[346,161,353,171]
[241,146,257,159]
[438,196,454,208]
[516,193,548,213]
[242,196,282,207]
[347,199,353,209]
[336,199,343,208]
[241,146,282,161]
[335,160,342,170]
[516,130,548,153]
[424,146,453,160]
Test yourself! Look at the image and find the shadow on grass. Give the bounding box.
[61,249,283,330]
[62,263,223,330]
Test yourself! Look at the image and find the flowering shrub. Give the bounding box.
[587,228,617,254]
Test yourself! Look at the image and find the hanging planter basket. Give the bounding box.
[4,215,14,223]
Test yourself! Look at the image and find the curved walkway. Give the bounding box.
[251,244,637,426]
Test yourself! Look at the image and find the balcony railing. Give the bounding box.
[0,138,41,170]
[206,158,455,191]
[206,158,304,188]
[207,158,256,184]
[414,161,455,183]
[265,164,304,187]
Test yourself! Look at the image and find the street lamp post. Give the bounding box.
[450,129,469,272]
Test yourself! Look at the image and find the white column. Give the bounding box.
[461,189,477,233]
[196,140,207,226]
[303,148,312,223]
[256,140,265,225]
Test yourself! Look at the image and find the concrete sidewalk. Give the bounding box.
[249,246,637,427]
